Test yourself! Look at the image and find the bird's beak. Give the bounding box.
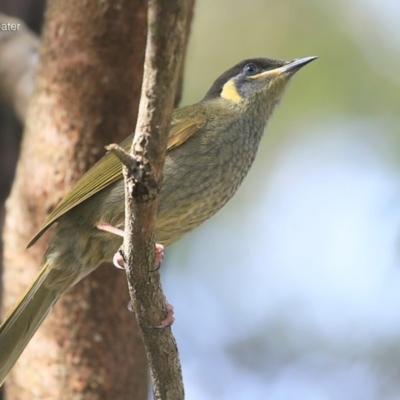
[280,56,318,75]
[249,56,318,80]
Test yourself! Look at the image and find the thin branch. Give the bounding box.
[2,1,151,397]
[116,0,188,399]
[105,144,138,171]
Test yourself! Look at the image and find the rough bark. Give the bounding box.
[108,0,195,397]
[2,1,149,398]
[1,0,194,397]
[119,1,190,398]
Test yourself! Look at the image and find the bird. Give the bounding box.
[0,55,317,384]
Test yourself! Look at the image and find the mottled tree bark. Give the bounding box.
[3,0,146,398]
[111,1,190,398]
[1,0,194,397]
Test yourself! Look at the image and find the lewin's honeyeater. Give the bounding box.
[0,55,317,384]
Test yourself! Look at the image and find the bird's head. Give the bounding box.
[203,56,317,115]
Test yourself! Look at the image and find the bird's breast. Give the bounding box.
[155,118,264,246]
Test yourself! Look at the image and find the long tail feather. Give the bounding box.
[0,260,62,386]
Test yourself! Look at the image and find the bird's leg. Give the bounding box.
[96,222,164,268]
[97,221,173,326]
[96,222,125,238]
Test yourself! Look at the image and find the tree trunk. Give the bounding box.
[2,0,149,398]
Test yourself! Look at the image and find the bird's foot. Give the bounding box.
[153,302,175,328]
[127,300,175,328]
[96,222,164,269]
[111,244,164,270]
[112,251,125,269]
[153,243,165,271]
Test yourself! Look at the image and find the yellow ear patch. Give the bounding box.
[220,80,242,103]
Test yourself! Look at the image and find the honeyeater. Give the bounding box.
[0,55,316,384]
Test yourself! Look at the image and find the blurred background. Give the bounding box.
[2,0,400,399]
[165,0,400,399]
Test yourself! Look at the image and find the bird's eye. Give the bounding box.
[243,63,259,76]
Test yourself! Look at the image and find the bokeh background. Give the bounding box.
[1,0,400,399]
[163,0,400,399]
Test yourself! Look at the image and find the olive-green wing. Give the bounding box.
[27,135,132,247]
[167,118,204,150]
[27,112,205,248]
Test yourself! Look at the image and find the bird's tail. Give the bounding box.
[0,260,64,386]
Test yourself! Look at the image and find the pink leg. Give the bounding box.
[97,222,124,237]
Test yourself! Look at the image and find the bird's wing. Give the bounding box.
[27,111,206,248]
[167,118,204,150]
